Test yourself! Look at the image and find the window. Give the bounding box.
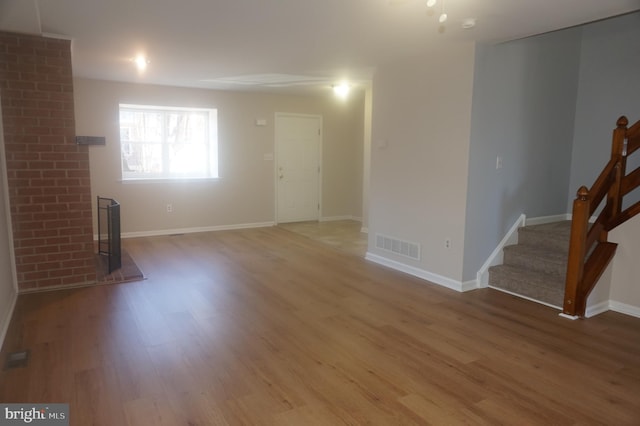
[119,104,218,180]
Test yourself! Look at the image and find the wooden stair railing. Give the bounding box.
[564,116,640,317]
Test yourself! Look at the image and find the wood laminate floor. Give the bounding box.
[1,226,640,425]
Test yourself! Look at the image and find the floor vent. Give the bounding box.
[4,350,30,370]
[375,234,421,260]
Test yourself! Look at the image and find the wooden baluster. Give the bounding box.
[564,186,590,317]
[608,117,628,225]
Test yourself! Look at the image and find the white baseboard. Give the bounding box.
[365,252,471,293]
[585,300,610,318]
[319,215,361,222]
[108,217,367,240]
[525,213,571,226]
[94,221,276,240]
[609,301,640,319]
[101,217,363,240]
[461,279,478,292]
[476,214,525,289]
[0,290,18,351]
[558,301,640,319]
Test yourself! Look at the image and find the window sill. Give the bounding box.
[120,177,221,184]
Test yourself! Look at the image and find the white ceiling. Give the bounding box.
[1,0,639,94]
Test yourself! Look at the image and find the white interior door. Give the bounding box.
[275,113,321,223]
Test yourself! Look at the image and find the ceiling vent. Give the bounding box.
[201,73,331,88]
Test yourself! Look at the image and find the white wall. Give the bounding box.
[368,43,475,285]
[587,212,640,318]
[608,213,640,316]
[0,98,18,348]
[361,85,372,231]
[74,79,364,235]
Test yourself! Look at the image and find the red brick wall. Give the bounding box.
[0,31,96,291]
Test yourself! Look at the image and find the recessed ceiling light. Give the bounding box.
[332,83,350,99]
[133,55,149,72]
[462,18,476,29]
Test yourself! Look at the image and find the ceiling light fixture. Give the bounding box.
[426,0,436,7]
[133,55,149,72]
[462,18,476,29]
[332,83,350,99]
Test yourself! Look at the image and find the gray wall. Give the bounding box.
[462,11,640,283]
[568,12,640,209]
[462,28,582,281]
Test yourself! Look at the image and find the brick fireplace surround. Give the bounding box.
[0,31,96,292]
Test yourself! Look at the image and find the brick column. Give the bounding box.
[0,31,96,291]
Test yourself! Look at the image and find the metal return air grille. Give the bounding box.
[375,234,421,260]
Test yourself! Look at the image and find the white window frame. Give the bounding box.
[119,104,219,181]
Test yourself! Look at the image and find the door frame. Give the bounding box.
[274,112,323,224]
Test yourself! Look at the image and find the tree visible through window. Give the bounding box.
[119,104,218,180]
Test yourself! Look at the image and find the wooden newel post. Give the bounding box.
[611,116,628,157]
[564,186,590,316]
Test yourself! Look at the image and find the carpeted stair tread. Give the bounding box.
[517,220,572,252]
[503,244,568,276]
[488,264,564,307]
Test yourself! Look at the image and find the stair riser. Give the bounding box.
[518,230,569,252]
[488,267,564,307]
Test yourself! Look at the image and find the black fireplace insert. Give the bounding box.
[97,196,121,274]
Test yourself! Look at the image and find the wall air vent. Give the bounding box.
[375,234,421,260]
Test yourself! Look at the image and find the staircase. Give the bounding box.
[488,116,639,317]
[488,221,571,308]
